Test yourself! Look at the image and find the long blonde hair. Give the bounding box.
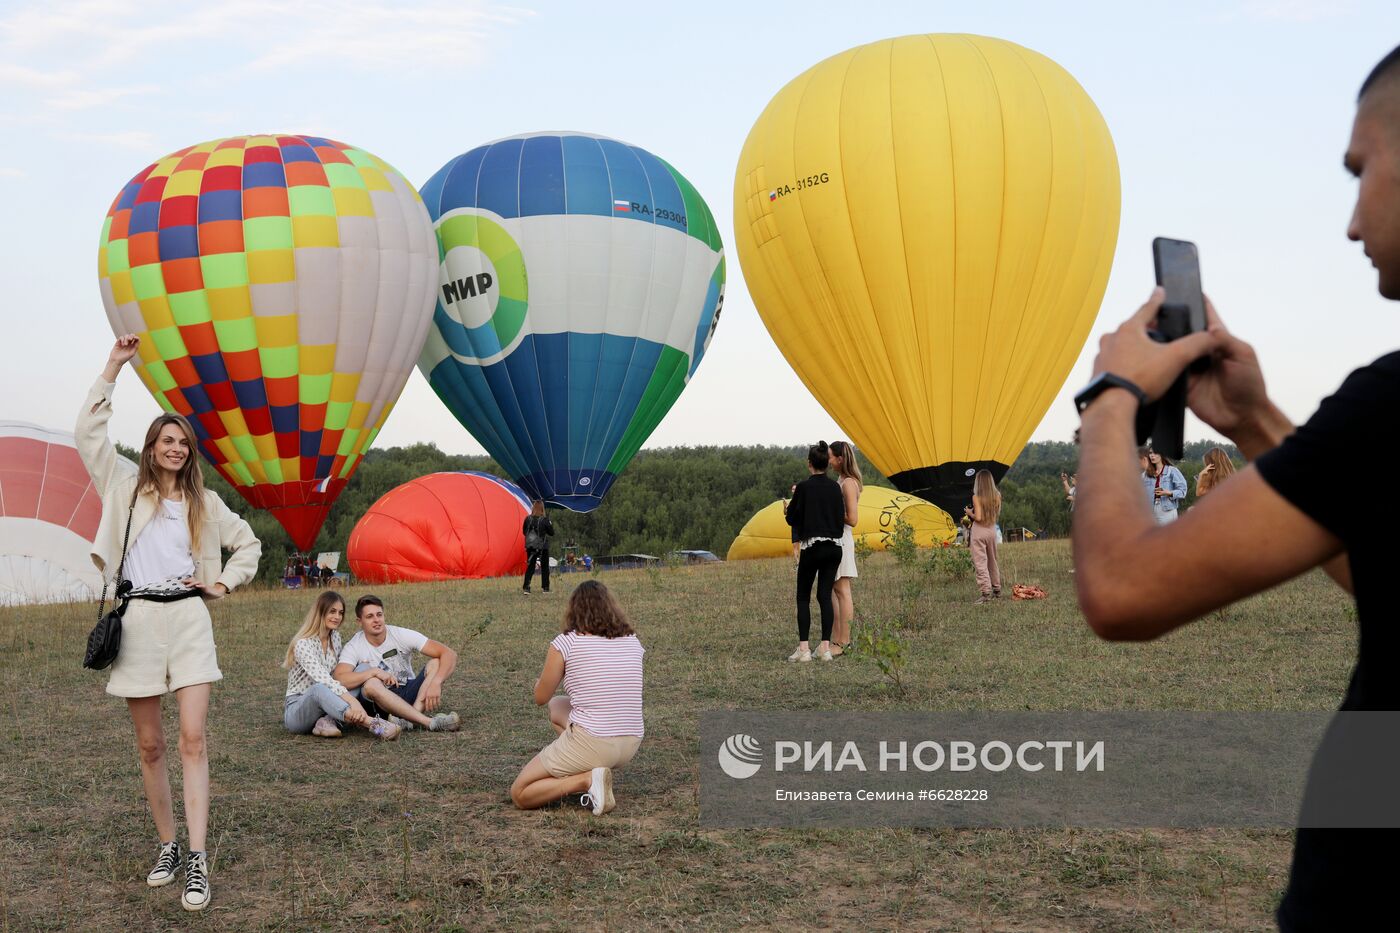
[282,590,345,669]
[136,413,206,543]
[1197,447,1236,497]
[973,470,1002,525]
[830,440,863,492]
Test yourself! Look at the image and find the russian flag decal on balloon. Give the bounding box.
[418,133,725,512]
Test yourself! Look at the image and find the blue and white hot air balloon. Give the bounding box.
[418,132,725,510]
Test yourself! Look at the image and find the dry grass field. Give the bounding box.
[1,539,1357,931]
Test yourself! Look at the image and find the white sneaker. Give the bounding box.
[787,646,812,662]
[368,717,401,741]
[311,715,342,738]
[428,711,461,732]
[146,840,181,887]
[182,850,210,911]
[815,647,833,661]
[580,767,614,815]
[388,714,416,733]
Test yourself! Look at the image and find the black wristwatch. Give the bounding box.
[1073,372,1148,416]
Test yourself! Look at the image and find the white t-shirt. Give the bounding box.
[339,625,429,684]
[124,498,197,588]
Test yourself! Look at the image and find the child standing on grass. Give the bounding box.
[510,580,644,815]
[964,470,1003,605]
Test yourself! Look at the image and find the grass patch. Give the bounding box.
[0,539,1354,930]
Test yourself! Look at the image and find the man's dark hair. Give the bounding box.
[355,594,383,618]
[1359,44,1400,101]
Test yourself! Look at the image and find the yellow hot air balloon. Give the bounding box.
[727,486,956,560]
[734,35,1119,516]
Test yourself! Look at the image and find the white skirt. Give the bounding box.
[837,526,858,580]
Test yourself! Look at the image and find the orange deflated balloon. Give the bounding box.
[734,35,1120,516]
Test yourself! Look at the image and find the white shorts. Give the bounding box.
[106,596,222,698]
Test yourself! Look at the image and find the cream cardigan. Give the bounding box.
[77,377,262,592]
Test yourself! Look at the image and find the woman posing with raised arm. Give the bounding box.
[77,335,261,913]
[283,590,393,739]
[828,441,863,656]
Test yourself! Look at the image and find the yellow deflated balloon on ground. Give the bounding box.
[734,35,1119,517]
[727,486,956,561]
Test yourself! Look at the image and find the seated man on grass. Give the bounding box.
[334,595,461,733]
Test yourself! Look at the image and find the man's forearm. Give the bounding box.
[334,668,380,688]
[1072,391,1159,631]
[1229,401,1294,460]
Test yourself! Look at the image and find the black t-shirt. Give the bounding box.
[1254,351,1400,930]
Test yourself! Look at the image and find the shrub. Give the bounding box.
[853,617,908,693]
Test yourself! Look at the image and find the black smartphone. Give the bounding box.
[1136,238,1208,460]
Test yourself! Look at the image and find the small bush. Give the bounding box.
[930,544,972,582]
[888,517,918,567]
[853,617,908,693]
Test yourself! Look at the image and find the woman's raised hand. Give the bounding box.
[109,334,140,366]
[102,335,140,382]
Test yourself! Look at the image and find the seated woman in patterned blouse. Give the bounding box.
[282,590,397,740]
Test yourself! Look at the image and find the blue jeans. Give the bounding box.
[283,684,350,733]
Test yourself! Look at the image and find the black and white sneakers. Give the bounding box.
[146,840,181,887]
[144,840,210,910]
[182,850,210,912]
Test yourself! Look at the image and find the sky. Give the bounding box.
[2,0,1398,460]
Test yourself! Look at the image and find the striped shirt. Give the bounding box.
[549,631,645,737]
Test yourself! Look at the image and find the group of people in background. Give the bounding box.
[1136,445,1238,524]
[82,336,648,915]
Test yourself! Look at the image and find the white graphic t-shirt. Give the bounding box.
[339,625,428,684]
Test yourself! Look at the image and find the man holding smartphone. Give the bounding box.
[1071,45,1400,931]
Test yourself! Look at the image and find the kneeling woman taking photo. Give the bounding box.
[282,590,394,740]
[510,581,644,815]
[78,335,262,912]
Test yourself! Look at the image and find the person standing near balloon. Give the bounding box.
[784,442,845,661]
[829,441,863,655]
[522,500,555,594]
[1148,450,1188,524]
[964,470,1003,604]
[77,335,262,913]
[1195,447,1237,498]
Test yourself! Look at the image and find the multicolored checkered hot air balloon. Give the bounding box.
[418,132,725,511]
[97,135,438,549]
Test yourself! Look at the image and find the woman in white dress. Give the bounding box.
[828,441,862,656]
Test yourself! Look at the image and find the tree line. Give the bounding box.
[116,439,1240,584]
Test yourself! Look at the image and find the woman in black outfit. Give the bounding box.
[522,500,555,594]
[783,441,846,662]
